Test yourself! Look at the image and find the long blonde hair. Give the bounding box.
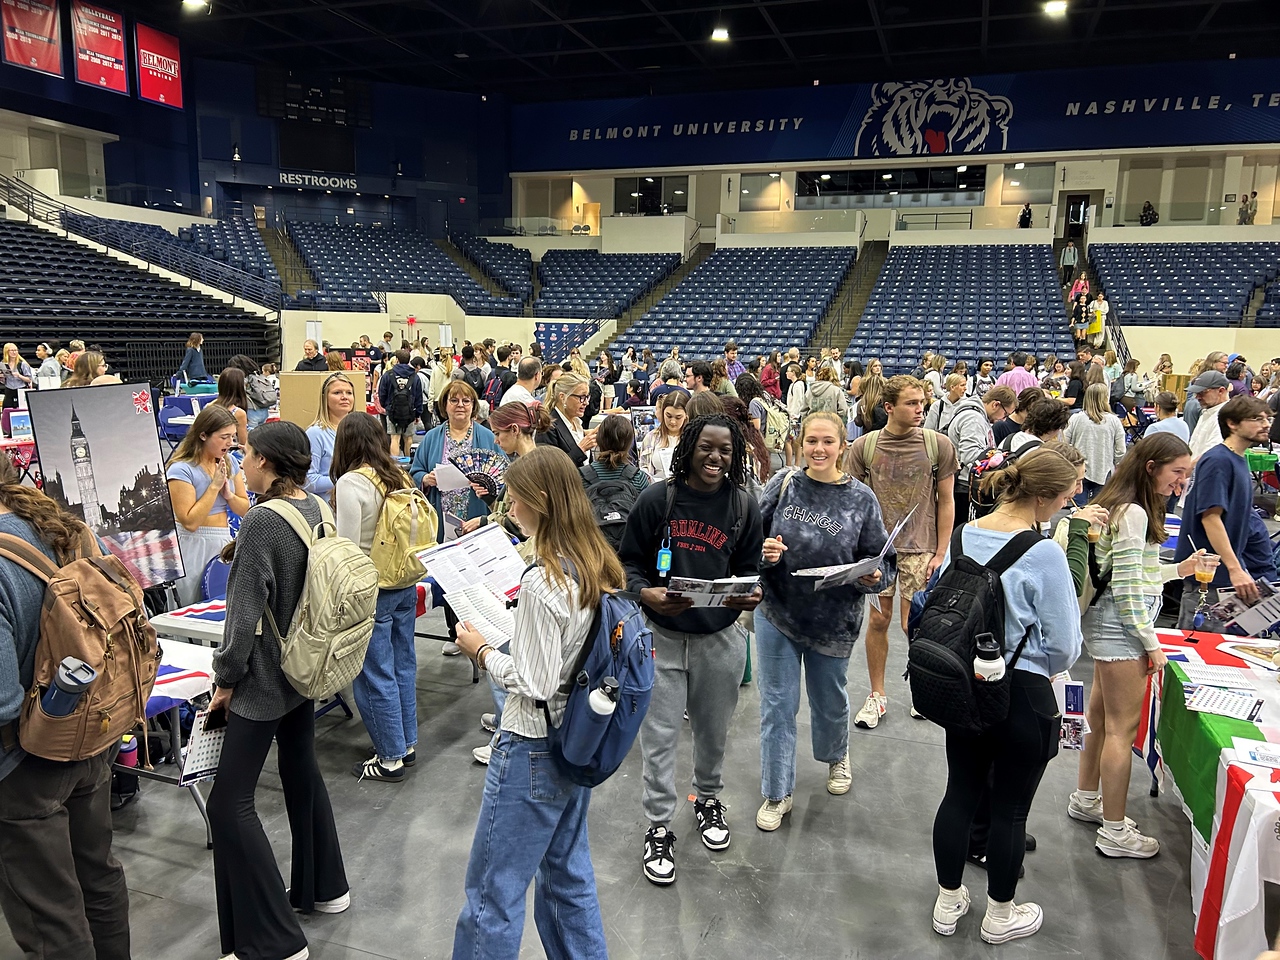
[3,343,24,368]
[505,446,624,610]
[313,372,355,430]
[1083,382,1111,423]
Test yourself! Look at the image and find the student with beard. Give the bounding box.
[619,414,764,886]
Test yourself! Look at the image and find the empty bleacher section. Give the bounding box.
[449,234,533,303]
[535,250,680,319]
[1256,279,1280,328]
[0,219,278,382]
[615,247,855,359]
[846,245,1074,373]
[286,223,523,315]
[1089,241,1280,326]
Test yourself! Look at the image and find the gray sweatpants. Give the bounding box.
[640,619,748,827]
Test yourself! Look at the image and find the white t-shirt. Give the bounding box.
[500,383,536,407]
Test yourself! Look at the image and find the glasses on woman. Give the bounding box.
[448,397,473,406]
[567,392,589,403]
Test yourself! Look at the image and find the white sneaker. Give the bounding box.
[1067,792,1136,827]
[909,705,926,720]
[442,642,462,656]
[480,713,497,732]
[472,744,491,765]
[827,755,852,795]
[313,891,350,914]
[755,796,793,831]
[1095,822,1160,859]
[854,693,887,729]
[932,885,970,936]
[980,901,1043,944]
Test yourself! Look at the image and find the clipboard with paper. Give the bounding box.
[792,505,915,591]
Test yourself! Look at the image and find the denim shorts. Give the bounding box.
[1082,590,1161,661]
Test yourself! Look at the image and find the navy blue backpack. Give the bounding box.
[537,584,655,787]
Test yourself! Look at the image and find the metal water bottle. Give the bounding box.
[973,633,1006,683]
[40,657,98,717]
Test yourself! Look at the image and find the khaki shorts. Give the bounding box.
[879,552,932,600]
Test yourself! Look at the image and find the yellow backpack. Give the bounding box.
[355,467,439,589]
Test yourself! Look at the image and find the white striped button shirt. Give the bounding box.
[484,565,595,738]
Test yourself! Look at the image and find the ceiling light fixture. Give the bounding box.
[644,177,654,182]
[959,183,967,189]
[889,191,899,196]
[1044,0,1067,16]
[956,165,967,173]
[710,27,729,42]
[630,192,641,197]
[742,189,749,194]
[1014,162,1025,169]
[454,52,469,59]
[881,174,892,180]
[1009,180,1021,186]
[813,80,819,86]
[182,0,209,9]
[673,190,684,195]
[820,174,831,181]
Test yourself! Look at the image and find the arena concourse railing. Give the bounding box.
[0,174,285,314]
[895,211,975,231]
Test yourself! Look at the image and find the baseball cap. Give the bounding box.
[1186,371,1230,394]
[1227,353,1242,363]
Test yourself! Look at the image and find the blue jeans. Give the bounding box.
[755,611,851,801]
[452,733,606,960]
[487,663,508,748]
[246,406,269,429]
[352,586,419,761]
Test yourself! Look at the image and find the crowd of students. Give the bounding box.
[0,325,1276,960]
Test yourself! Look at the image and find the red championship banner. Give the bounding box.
[135,22,182,108]
[1,0,63,77]
[71,1,126,93]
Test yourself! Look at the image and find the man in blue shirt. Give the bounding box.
[1175,395,1274,629]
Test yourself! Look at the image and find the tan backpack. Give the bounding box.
[354,467,438,589]
[258,497,379,700]
[0,529,159,763]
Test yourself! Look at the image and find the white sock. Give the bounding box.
[985,898,1014,921]
[937,885,965,908]
[1102,817,1128,835]
[1076,789,1100,801]
[380,757,404,771]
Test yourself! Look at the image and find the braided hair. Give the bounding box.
[669,414,749,490]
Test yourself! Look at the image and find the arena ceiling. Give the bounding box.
[131,0,1280,101]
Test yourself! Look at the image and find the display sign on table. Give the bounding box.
[27,383,184,589]
[1,0,62,77]
[135,22,182,108]
[71,0,126,93]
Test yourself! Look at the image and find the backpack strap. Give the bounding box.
[984,528,1044,577]
[922,427,938,480]
[580,463,602,487]
[0,532,59,582]
[779,468,798,500]
[863,429,880,465]
[258,496,335,544]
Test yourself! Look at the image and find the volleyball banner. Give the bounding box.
[135,22,182,108]
[1,0,62,77]
[71,0,126,93]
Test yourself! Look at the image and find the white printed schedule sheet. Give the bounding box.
[415,524,528,647]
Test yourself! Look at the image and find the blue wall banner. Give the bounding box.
[510,59,1280,171]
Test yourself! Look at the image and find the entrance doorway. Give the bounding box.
[1064,193,1092,241]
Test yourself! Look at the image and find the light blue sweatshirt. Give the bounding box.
[942,524,1083,678]
[306,425,336,496]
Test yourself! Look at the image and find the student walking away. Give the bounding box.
[754,412,895,831]
[847,376,958,729]
[993,387,1046,446]
[482,344,518,410]
[0,459,156,960]
[1063,383,1126,502]
[452,344,488,398]
[333,413,436,783]
[451,446,624,960]
[618,414,764,886]
[946,385,1015,516]
[207,422,350,960]
[803,366,849,419]
[1174,396,1274,631]
[581,414,649,552]
[230,354,277,429]
[926,447,1084,945]
[166,405,251,607]
[1143,391,1190,443]
[378,349,425,458]
[176,331,208,381]
[1070,434,1206,859]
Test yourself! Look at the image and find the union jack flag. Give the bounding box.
[132,390,151,414]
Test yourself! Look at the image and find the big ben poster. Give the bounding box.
[27,382,183,589]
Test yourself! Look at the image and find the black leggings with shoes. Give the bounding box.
[932,672,1060,903]
[208,700,348,960]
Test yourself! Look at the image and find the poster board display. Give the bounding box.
[135,22,182,108]
[1,0,62,77]
[277,371,366,430]
[71,0,126,93]
[27,383,183,589]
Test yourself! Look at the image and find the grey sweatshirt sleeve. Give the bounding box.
[213,511,275,689]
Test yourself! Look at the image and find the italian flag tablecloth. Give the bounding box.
[1149,630,1280,959]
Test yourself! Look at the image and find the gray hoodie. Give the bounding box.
[803,379,849,418]
[945,395,995,480]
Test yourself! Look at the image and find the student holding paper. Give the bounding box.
[618,414,764,886]
[753,412,895,832]
[846,375,959,730]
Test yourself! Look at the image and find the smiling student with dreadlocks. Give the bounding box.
[618,414,764,887]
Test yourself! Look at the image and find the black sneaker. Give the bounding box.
[403,748,417,767]
[351,757,405,782]
[642,826,677,885]
[694,797,731,850]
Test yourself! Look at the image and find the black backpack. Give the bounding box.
[461,365,486,397]
[906,526,1042,735]
[386,373,415,426]
[483,369,507,408]
[581,463,643,551]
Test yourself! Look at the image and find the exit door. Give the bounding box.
[1064,194,1091,241]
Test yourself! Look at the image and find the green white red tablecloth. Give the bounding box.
[1148,629,1279,960]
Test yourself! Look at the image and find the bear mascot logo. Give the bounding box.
[855,79,1013,157]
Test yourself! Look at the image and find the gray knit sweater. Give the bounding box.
[213,496,319,721]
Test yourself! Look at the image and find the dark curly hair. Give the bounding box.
[670,414,748,489]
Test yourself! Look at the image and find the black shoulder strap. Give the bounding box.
[729,486,750,547]
[663,477,677,524]
[984,529,1044,577]
[949,524,967,563]
[580,463,601,486]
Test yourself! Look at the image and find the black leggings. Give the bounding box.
[932,671,1060,902]
[208,700,347,960]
